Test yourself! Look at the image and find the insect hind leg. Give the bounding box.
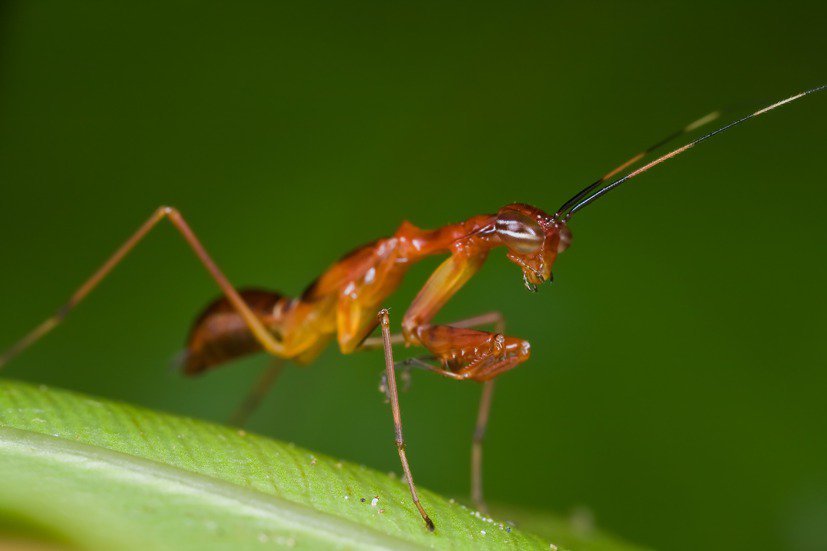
[227,359,286,427]
[0,206,282,369]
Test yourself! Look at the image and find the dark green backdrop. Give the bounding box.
[1,2,825,550]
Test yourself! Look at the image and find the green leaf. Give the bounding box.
[0,379,645,550]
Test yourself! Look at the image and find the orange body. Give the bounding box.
[184,204,568,381]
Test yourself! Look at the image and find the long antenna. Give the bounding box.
[555,110,721,216]
[557,85,826,220]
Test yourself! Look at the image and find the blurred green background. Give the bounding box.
[0,2,825,550]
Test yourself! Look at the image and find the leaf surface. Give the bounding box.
[0,379,644,550]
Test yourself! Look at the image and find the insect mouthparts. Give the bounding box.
[523,271,539,292]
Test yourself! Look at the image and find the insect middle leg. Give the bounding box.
[377,308,435,531]
[472,379,495,513]
[368,311,505,513]
[0,206,284,369]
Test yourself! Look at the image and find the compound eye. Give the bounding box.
[496,210,544,254]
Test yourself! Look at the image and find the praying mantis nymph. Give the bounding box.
[2,85,823,531]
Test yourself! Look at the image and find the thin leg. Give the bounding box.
[471,315,503,513]
[378,309,434,532]
[0,206,282,369]
[368,311,505,512]
[471,380,495,513]
[228,359,286,427]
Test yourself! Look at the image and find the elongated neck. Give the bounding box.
[396,214,500,259]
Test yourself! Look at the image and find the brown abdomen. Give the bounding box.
[181,288,285,376]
